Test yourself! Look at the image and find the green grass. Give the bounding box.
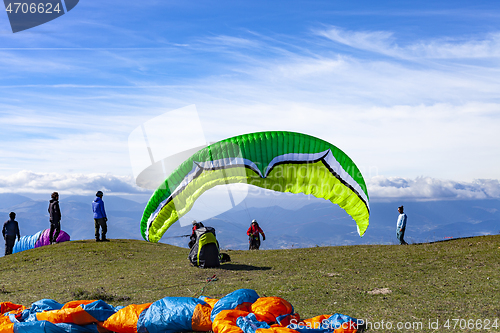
[1,236,499,332]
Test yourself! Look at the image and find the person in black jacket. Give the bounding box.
[3,212,20,255]
[48,192,61,245]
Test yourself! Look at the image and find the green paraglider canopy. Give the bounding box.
[141,131,369,242]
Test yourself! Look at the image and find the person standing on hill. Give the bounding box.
[3,212,20,255]
[247,219,265,250]
[396,205,408,245]
[48,192,61,245]
[92,191,109,242]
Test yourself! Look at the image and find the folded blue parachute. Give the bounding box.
[0,289,361,333]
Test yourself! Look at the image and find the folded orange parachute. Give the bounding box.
[0,289,361,333]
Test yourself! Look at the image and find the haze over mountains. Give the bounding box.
[1,192,499,256]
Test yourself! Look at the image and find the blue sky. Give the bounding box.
[1,0,500,200]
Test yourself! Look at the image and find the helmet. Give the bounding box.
[251,219,257,224]
[96,191,104,197]
[192,220,198,225]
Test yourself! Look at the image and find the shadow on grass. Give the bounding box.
[414,235,476,245]
[220,263,271,271]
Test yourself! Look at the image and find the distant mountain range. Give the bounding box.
[1,193,499,256]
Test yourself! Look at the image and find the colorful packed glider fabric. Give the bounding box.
[0,289,361,333]
[12,229,71,254]
[141,131,370,242]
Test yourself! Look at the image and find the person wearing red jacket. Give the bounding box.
[247,219,265,250]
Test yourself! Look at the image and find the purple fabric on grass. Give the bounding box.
[35,229,71,247]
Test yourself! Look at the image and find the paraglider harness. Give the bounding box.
[249,234,260,250]
[188,227,220,268]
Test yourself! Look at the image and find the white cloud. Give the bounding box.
[0,170,149,195]
[1,26,500,184]
[406,34,500,59]
[2,170,498,204]
[368,176,500,200]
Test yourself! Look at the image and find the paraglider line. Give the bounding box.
[242,198,252,221]
[162,234,191,239]
[195,274,218,297]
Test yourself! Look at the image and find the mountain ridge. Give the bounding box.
[1,193,499,255]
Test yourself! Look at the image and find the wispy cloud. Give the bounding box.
[318,26,500,59]
[201,35,262,48]
[318,28,395,56]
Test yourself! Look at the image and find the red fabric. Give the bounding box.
[191,225,201,237]
[247,225,264,237]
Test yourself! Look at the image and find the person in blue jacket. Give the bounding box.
[3,212,20,255]
[92,191,109,242]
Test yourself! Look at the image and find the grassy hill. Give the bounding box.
[1,236,499,332]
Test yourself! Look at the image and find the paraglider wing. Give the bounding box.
[141,131,369,242]
[12,230,44,254]
[13,229,71,254]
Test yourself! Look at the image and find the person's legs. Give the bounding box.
[5,236,16,255]
[100,219,108,241]
[95,219,101,241]
[249,237,256,250]
[95,218,108,241]
[53,221,61,242]
[401,228,407,245]
[397,228,407,245]
[49,222,56,244]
